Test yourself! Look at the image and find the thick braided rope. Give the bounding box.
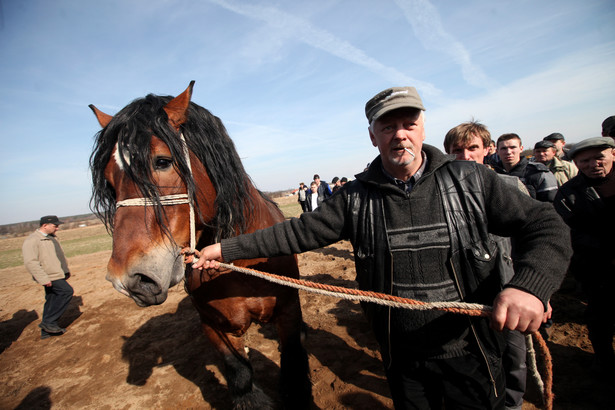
[209,261,553,409]
[217,262,491,316]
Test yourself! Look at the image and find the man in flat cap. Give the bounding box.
[193,86,571,408]
[554,137,615,376]
[533,140,578,187]
[22,215,74,339]
[543,132,569,161]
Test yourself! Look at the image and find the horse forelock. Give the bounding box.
[89,93,261,240]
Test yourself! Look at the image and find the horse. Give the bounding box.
[89,81,312,409]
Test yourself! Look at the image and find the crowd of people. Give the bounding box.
[25,84,613,409]
[192,86,614,409]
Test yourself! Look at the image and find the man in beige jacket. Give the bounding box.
[22,215,74,339]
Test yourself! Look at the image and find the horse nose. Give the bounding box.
[127,272,165,306]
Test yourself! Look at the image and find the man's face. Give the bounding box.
[488,142,496,155]
[310,184,318,192]
[533,148,556,164]
[497,138,523,168]
[314,177,320,186]
[449,135,488,164]
[41,223,59,235]
[574,148,615,179]
[546,139,565,153]
[369,108,425,171]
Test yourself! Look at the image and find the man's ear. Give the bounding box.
[369,126,378,147]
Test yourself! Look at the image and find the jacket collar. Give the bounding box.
[355,144,454,189]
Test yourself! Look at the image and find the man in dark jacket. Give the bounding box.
[493,133,558,202]
[554,136,615,377]
[194,87,571,409]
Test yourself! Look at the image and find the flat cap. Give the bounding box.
[544,132,565,141]
[534,140,555,150]
[567,137,615,159]
[365,87,425,124]
[40,215,64,225]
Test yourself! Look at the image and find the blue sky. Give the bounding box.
[0,0,614,225]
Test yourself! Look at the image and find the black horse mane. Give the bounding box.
[89,93,271,242]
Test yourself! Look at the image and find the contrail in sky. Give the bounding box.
[394,0,498,89]
[209,0,442,96]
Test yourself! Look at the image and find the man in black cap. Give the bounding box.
[533,140,578,187]
[193,86,571,408]
[554,137,615,376]
[22,215,74,339]
[543,132,569,160]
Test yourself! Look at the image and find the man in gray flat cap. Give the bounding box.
[554,137,615,377]
[193,86,571,409]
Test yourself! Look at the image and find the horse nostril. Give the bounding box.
[133,273,161,295]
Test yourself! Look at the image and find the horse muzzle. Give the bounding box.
[106,247,185,307]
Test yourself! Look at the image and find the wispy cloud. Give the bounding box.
[209,0,441,96]
[394,0,498,89]
[424,42,615,146]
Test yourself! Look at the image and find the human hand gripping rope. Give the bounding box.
[182,247,554,410]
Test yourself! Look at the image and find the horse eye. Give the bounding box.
[153,157,173,170]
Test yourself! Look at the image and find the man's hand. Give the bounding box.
[490,287,545,333]
[43,282,52,287]
[191,243,223,270]
[65,272,71,280]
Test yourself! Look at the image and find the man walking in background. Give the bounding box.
[22,215,74,339]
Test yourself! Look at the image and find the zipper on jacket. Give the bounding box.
[449,257,499,398]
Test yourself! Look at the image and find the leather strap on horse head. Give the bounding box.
[186,259,554,410]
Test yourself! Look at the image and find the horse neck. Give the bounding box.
[243,185,285,233]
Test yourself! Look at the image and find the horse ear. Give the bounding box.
[164,81,195,131]
[89,104,113,128]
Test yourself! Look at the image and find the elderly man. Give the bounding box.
[22,215,74,339]
[194,87,571,409]
[494,133,558,201]
[554,137,615,376]
[533,140,578,187]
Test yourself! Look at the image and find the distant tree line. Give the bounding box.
[0,214,102,238]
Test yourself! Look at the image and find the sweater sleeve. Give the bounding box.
[480,166,572,304]
[221,191,349,262]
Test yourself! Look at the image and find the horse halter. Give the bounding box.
[114,134,198,252]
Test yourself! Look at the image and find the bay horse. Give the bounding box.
[89,81,311,409]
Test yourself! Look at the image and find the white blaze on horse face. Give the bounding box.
[113,142,131,170]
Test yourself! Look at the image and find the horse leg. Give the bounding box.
[276,295,313,409]
[201,323,274,410]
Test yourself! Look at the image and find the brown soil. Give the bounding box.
[1,224,613,409]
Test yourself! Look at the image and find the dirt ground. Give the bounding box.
[1,225,614,409]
